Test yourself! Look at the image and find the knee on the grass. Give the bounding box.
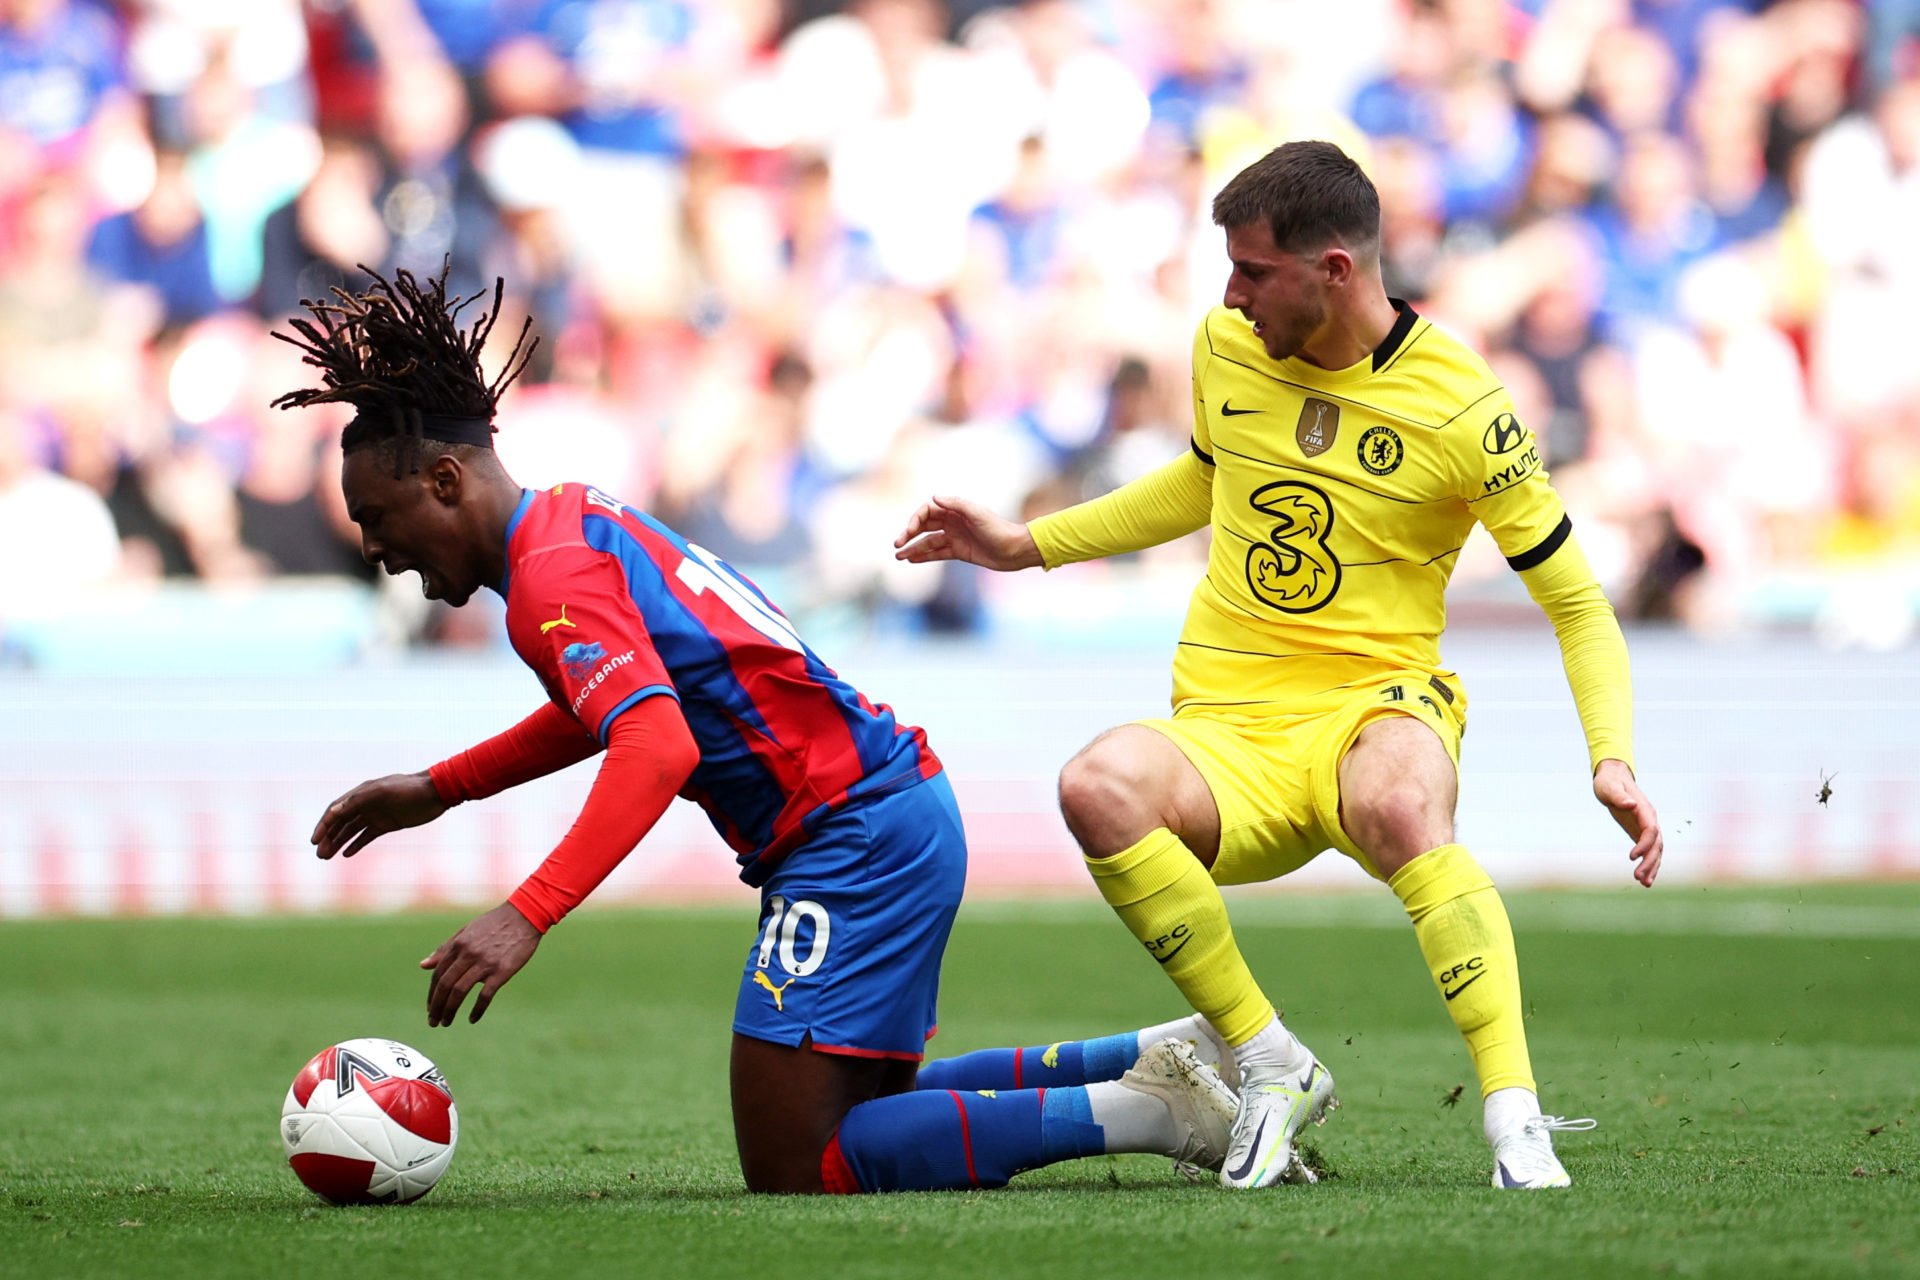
[740,1152,828,1195]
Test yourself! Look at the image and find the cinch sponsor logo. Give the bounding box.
[1482,445,1540,495]
[561,641,606,681]
[571,649,636,711]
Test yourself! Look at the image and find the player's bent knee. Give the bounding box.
[738,1140,829,1194]
[1058,751,1155,855]
[1347,783,1451,870]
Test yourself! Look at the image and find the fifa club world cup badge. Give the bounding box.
[1296,398,1340,457]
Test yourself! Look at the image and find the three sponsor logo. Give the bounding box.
[1244,481,1340,613]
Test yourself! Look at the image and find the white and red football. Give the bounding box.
[281,1038,458,1205]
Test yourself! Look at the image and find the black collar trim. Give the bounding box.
[1371,299,1418,372]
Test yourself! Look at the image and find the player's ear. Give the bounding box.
[427,453,463,504]
[1321,245,1355,288]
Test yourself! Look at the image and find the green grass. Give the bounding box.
[2,885,1917,1278]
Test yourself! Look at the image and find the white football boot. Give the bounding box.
[1490,1115,1596,1188]
[1219,1057,1338,1188]
[1193,1015,1241,1091]
[1118,1037,1240,1174]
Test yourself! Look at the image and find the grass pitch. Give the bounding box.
[2,884,1916,1279]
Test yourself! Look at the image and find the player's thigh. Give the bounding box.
[1060,722,1222,862]
[733,776,963,1059]
[728,775,964,1190]
[1318,677,1466,878]
[1151,712,1325,886]
[729,1034,916,1193]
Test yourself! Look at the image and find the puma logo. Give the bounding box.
[1041,1042,1064,1069]
[752,971,795,1011]
[540,604,576,634]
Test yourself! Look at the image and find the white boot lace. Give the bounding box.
[1524,1115,1597,1136]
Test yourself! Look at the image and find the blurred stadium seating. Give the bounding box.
[2,0,1919,660]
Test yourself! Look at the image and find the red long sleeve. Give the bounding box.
[506,695,700,932]
[429,702,603,805]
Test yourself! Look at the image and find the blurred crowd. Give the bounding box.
[3,0,1920,643]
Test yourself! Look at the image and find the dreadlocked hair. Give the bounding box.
[270,262,538,477]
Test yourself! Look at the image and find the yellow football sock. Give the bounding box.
[1084,829,1275,1046]
[1389,844,1536,1096]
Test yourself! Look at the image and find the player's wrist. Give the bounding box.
[1015,526,1044,570]
[424,763,466,807]
[505,887,555,935]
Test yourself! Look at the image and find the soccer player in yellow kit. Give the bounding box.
[895,141,1664,1191]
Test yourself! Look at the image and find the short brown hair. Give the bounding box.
[1211,141,1380,255]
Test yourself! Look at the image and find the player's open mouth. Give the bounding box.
[392,563,437,599]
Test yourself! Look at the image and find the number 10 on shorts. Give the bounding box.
[756,896,831,977]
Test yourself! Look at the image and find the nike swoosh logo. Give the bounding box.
[1495,1160,1520,1187]
[1444,972,1485,1001]
[1225,1115,1268,1183]
[1219,400,1260,416]
[1151,935,1193,966]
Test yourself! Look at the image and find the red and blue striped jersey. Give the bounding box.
[500,483,942,885]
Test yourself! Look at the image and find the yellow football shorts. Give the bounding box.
[1138,671,1469,885]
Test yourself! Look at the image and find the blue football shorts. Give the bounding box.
[732,770,967,1060]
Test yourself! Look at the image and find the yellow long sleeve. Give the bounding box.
[1029,451,1213,569]
[1515,529,1635,772]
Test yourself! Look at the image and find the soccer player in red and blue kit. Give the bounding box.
[279,268,1249,1194]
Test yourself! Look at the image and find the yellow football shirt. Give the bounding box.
[1173,301,1564,707]
[1036,302,1568,709]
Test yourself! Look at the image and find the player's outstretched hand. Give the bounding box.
[894,495,1044,571]
[1593,758,1662,887]
[420,902,541,1026]
[311,771,447,860]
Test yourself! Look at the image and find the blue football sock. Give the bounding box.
[827,1086,1107,1191]
[913,1032,1139,1091]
